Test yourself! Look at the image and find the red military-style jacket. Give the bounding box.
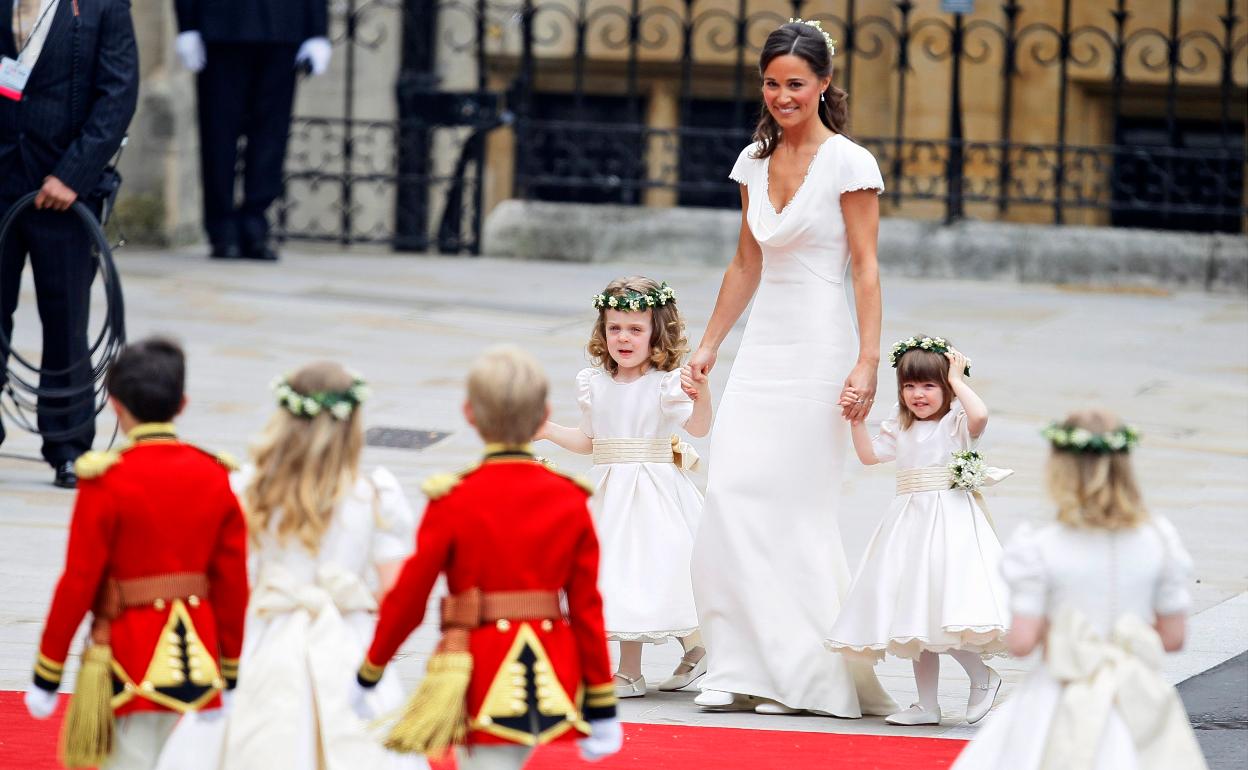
[360,445,617,746]
[32,423,249,716]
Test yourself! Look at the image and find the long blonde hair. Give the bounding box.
[1047,409,1148,530]
[245,361,364,551]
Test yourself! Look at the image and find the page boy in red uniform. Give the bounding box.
[24,337,249,770]
[353,345,622,769]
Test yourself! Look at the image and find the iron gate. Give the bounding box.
[277,0,1248,254]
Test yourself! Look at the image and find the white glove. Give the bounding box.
[198,688,233,723]
[350,679,374,720]
[175,31,206,73]
[577,717,623,762]
[24,684,58,720]
[295,37,333,76]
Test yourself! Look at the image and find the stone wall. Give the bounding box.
[482,199,1248,293]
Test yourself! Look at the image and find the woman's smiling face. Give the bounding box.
[761,54,830,131]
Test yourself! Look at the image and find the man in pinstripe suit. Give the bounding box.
[0,0,138,488]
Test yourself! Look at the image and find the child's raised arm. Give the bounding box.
[680,366,713,437]
[538,421,593,454]
[946,350,988,438]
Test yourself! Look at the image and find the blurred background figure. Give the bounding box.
[173,0,331,261]
[0,0,139,488]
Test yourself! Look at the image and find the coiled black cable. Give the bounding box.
[0,192,126,443]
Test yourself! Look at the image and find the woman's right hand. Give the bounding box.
[688,346,718,377]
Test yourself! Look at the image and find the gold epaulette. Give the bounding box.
[189,445,239,471]
[421,463,480,500]
[74,450,121,480]
[537,459,595,496]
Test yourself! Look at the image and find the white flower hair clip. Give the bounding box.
[789,18,836,57]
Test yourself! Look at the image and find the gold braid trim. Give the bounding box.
[358,659,384,685]
[59,645,115,769]
[384,651,473,758]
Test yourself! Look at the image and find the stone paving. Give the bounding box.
[1,246,1245,743]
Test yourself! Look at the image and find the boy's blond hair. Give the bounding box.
[467,345,548,445]
[1047,409,1148,530]
[245,361,364,552]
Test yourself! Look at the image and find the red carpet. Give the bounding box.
[1,691,966,769]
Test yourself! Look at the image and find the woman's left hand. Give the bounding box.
[841,360,877,422]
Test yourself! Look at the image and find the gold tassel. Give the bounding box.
[384,651,473,758]
[59,644,115,769]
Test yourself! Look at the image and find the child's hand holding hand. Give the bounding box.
[945,349,970,383]
[681,366,708,401]
[838,387,869,424]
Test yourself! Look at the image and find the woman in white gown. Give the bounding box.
[156,363,426,770]
[686,20,896,717]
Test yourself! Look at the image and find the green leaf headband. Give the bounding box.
[889,336,971,377]
[272,374,370,420]
[788,18,837,57]
[592,282,677,313]
[1042,422,1139,454]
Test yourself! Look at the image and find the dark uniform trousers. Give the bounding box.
[0,197,102,464]
[197,43,299,251]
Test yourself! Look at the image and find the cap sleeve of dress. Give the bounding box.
[871,404,901,463]
[659,369,695,428]
[839,139,885,195]
[1001,523,1048,617]
[576,367,599,438]
[729,143,761,186]
[943,400,975,450]
[369,467,417,566]
[1151,516,1195,616]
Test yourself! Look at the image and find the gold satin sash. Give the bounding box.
[591,435,700,470]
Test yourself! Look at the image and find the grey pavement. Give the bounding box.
[1,246,1245,752]
[1179,652,1248,770]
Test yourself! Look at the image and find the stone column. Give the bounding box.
[644,81,678,208]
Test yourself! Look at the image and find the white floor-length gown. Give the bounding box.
[154,468,428,770]
[690,134,898,715]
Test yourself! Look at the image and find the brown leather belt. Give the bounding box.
[90,572,210,644]
[437,588,563,653]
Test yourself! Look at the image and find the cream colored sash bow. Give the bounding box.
[1040,607,1207,770]
[252,563,378,618]
[592,435,700,471]
[895,465,1012,531]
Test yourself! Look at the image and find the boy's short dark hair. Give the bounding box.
[106,337,186,423]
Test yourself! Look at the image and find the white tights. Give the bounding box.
[912,650,989,710]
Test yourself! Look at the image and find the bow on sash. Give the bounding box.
[971,466,1012,532]
[670,434,700,471]
[224,564,384,768]
[1039,607,1207,770]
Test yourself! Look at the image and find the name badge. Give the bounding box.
[0,57,32,101]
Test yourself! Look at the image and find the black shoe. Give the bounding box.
[241,243,279,261]
[53,461,77,489]
[210,242,242,259]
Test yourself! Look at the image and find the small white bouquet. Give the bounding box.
[948,450,987,491]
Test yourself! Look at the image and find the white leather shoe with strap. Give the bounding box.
[965,668,1002,724]
[613,672,647,698]
[658,650,707,692]
[884,704,941,726]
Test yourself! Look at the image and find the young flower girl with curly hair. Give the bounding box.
[953,409,1207,770]
[826,336,1011,725]
[539,276,711,698]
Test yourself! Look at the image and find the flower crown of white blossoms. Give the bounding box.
[1043,422,1140,454]
[272,373,370,421]
[592,282,677,313]
[789,18,837,58]
[890,335,971,377]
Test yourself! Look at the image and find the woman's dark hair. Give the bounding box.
[752,22,849,159]
[106,336,186,423]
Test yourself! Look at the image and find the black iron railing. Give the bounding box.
[279,0,1247,252]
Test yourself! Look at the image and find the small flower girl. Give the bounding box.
[826,336,1011,725]
[953,410,1207,770]
[538,276,711,698]
[157,362,426,770]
